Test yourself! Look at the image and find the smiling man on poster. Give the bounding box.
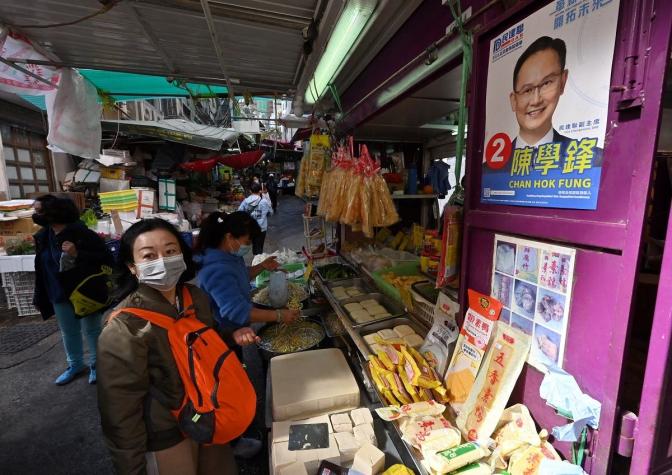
[480,0,619,210]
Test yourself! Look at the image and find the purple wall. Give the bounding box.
[461,0,672,472]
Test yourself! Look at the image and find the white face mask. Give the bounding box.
[134,254,186,291]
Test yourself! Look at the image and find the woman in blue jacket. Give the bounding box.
[196,211,300,328]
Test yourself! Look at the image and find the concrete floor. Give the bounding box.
[0,195,306,475]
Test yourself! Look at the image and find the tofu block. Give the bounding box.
[393,325,415,338]
[377,329,398,341]
[350,408,374,426]
[334,431,361,463]
[272,435,341,475]
[350,310,372,323]
[344,303,364,313]
[363,334,378,345]
[403,333,424,349]
[332,286,345,293]
[279,462,308,475]
[330,412,353,432]
[368,306,389,316]
[351,443,386,475]
[360,299,379,308]
[272,414,333,444]
[374,312,391,319]
[353,423,377,447]
[347,288,363,297]
[271,349,360,421]
[369,344,383,355]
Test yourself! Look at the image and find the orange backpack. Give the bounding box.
[110,286,256,445]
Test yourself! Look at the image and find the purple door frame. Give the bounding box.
[460,0,672,472]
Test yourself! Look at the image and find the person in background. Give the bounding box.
[32,195,112,385]
[265,173,278,212]
[238,181,273,255]
[197,211,300,328]
[97,218,259,475]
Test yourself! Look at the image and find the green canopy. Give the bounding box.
[20,69,229,110]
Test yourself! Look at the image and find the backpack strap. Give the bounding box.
[107,286,197,328]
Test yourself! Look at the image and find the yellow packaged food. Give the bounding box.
[456,325,531,442]
[377,350,397,371]
[405,346,442,389]
[400,347,423,387]
[390,231,404,249]
[507,441,561,475]
[425,442,490,474]
[445,290,502,413]
[384,371,413,405]
[398,369,422,403]
[382,464,415,475]
[492,404,540,459]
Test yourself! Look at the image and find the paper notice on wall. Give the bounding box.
[158,179,176,211]
[491,234,576,372]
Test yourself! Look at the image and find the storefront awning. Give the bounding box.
[101,119,240,151]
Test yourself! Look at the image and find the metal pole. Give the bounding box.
[199,0,235,100]
[0,56,58,89]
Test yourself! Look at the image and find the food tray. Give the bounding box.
[355,317,428,354]
[326,278,372,301]
[315,262,359,283]
[338,293,405,327]
[371,262,425,303]
[321,312,346,338]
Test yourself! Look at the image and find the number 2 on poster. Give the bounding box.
[485,133,512,170]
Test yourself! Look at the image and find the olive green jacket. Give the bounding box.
[97,283,229,475]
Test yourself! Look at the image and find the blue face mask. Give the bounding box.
[233,240,251,257]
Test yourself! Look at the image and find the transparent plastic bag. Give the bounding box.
[268,271,289,308]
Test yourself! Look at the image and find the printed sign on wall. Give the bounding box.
[491,235,576,371]
[481,0,620,209]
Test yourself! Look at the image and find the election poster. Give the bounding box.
[480,0,620,209]
[491,235,576,372]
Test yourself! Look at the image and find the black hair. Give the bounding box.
[249,182,262,193]
[512,36,567,89]
[115,218,196,300]
[35,194,80,225]
[196,211,261,252]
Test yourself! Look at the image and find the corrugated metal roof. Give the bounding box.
[0,0,318,93]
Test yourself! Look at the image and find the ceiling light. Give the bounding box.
[305,0,377,104]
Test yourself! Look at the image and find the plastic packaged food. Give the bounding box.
[445,290,503,413]
[490,404,541,463]
[421,291,460,378]
[437,206,463,287]
[456,325,531,442]
[449,462,493,474]
[399,414,459,452]
[425,442,490,474]
[382,465,415,475]
[507,440,561,475]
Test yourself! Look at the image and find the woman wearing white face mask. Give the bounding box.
[196,211,300,328]
[97,219,259,475]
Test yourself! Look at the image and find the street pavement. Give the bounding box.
[0,195,307,475]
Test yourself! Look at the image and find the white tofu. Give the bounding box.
[373,312,391,320]
[350,408,374,426]
[353,423,377,447]
[334,431,361,463]
[332,286,345,293]
[351,443,386,475]
[403,333,424,349]
[350,310,372,323]
[360,299,379,308]
[344,303,364,313]
[347,288,363,297]
[377,329,397,341]
[363,334,378,345]
[369,344,383,355]
[330,412,353,433]
[368,306,389,316]
[393,325,415,338]
[279,462,308,475]
[271,349,360,421]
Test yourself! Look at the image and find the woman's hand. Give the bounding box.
[233,327,260,346]
[261,256,279,271]
[279,308,301,324]
[62,241,77,257]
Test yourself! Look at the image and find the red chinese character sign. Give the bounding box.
[491,235,576,371]
[480,0,620,209]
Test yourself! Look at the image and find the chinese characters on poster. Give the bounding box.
[481,0,620,209]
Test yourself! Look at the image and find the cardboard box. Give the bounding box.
[100,168,127,180]
[74,169,101,184]
[134,188,156,218]
[0,218,40,236]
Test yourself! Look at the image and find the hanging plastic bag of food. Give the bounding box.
[268,271,289,308]
[437,205,463,288]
